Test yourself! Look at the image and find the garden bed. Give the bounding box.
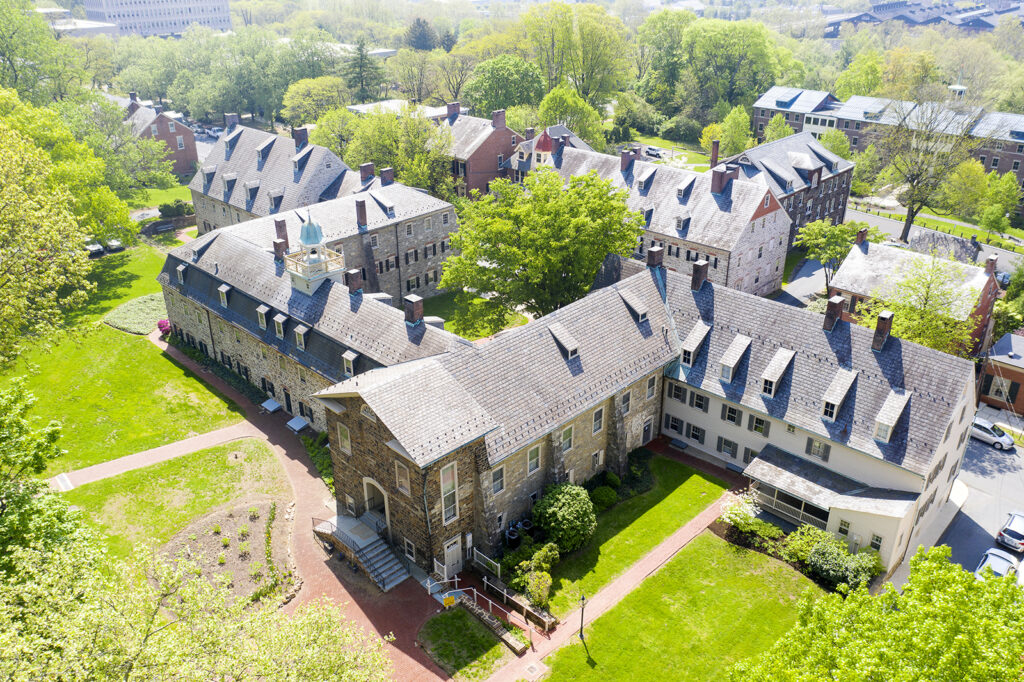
[103,293,167,334]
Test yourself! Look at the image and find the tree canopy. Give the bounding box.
[818,128,852,160]
[762,113,794,143]
[463,54,545,116]
[439,168,644,333]
[538,84,605,149]
[344,38,386,104]
[720,105,754,156]
[795,219,883,288]
[281,76,348,127]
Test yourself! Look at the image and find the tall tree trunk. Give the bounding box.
[900,206,918,242]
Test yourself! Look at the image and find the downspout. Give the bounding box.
[421,471,434,566]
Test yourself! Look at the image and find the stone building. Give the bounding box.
[126,99,197,176]
[190,119,361,235]
[504,130,792,296]
[315,252,976,579]
[84,0,230,36]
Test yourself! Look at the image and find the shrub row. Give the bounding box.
[301,431,335,495]
[158,199,195,217]
[167,335,267,406]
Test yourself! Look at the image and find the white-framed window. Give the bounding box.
[395,461,410,495]
[257,310,266,329]
[442,212,450,226]
[274,319,284,339]
[491,467,504,494]
[176,135,184,150]
[345,494,356,515]
[686,423,705,444]
[823,401,836,420]
[561,426,573,452]
[527,445,540,475]
[344,355,354,377]
[669,382,686,402]
[295,330,305,350]
[592,450,604,469]
[278,355,286,371]
[336,423,351,455]
[425,217,432,231]
[593,407,604,434]
[874,422,891,442]
[646,376,657,399]
[404,537,415,561]
[441,463,458,524]
[406,223,413,236]
[219,289,228,307]
[168,120,176,133]
[370,234,378,249]
[360,405,377,422]
[988,376,1012,400]
[763,194,770,208]
[751,416,768,435]
[150,123,158,136]
[762,379,774,397]
[681,349,692,366]
[870,534,882,551]
[621,392,631,414]
[838,519,850,536]
[723,405,741,425]
[721,364,732,382]
[806,437,829,459]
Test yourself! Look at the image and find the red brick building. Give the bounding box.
[126,97,198,176]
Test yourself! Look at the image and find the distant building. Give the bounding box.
[980,332,1024,412]
[126,97,197,176]
[823,0,1024,37]
[83,0,231,37]
[34,7,117,37]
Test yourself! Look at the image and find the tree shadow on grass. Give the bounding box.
[63,253,144,326]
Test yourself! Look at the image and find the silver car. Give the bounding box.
[971,417,1015,450]
[997,511,1024,552]
[974,547,1019,580]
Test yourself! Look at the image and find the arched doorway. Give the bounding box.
[362,477,391,540]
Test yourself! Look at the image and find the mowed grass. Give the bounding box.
[63,439,289,559]
[419,607,508,681]
[547,455,726,618]
[422,290,528,340]
[128,183,193,209]
[544,532,821,681]
[68,246,168,325]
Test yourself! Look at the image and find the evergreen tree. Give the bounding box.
[405,18,438,51]
[438,29,457,53]
[344,38,385,104]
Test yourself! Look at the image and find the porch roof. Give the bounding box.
[746,445,918,518]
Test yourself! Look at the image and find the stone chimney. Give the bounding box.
[273,239,286,261]
[380,167,395,185]
[447,101,460,118]
[129,91,138,102]
[525,127,535,140]
[344,268,363,292]
[710,139,720,168]
[404,294,424,326]
[360,162,375,183]
[872,310,894,352]
[986,254,998,275]
[274,218,288,251]
[647,245,664,268]
[224,113,240,129]
[823,295,845,331]
[293,126,309,149]
[691,259,709,291]
[710,163,739,195]
[355,198,367,227]
[552,135,563,156]
[855,227,868,245]
[620,147,636,172]
[491,109,506,128]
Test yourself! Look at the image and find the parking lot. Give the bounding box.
[940,437,1024,573]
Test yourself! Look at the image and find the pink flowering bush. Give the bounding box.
[157,319,171,335]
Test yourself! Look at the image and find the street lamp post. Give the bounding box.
[579,593,586,642]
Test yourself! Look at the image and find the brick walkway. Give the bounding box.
[487,491,731,682]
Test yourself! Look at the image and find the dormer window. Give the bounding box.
[874,389,909,445]
[719,334,751,386]
[343,350,358,377]
[762,379,774,397]
[176,263,186,284]
[217,284,231,307]
[294,325,308,350]
[519,151,525,160]
[875,422,891,442]
[681,320,710,369]
[823,401,837,420]
[550,322,579,360]
[681,349,692,367]
[256,304,269,330]
[619,289,648,324]
[361,404,377,422]
[721,364,732,382]
[273,313,287,339]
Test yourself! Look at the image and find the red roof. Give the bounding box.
[533,129,553,153]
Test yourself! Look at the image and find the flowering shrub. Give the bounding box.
[158,319,171,335]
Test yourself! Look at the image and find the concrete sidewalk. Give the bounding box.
[488,493,731,682]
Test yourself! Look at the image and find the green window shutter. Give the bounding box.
[748,414,755,431]
[822,443,831,461]
[805,437,813,455]
[762,420,771,437]
[717,435,724,452]
[721,404,728,420]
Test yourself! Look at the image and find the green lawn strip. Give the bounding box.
[544,532,821,682]
[127,184,193,209]
[418,607,509,681]
[68,245,167,326]
[5,324,243,476]
[421,291,528,340]
[63,439,288,560]
[782,247,807,287]
[547,455,727,618]
[184,226,198,238]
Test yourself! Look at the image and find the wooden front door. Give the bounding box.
[444,536,462,577]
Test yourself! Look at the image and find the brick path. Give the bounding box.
[487,492,731,682]
[175,228,195,244]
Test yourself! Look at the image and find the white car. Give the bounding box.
[974,547,1019,580]
[997,511,1024,553]
[971,417,1015,450]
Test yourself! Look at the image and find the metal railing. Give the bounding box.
[473,548,501,580]
[312,517,388,587]
[284,248,345,279]
[753,492,828,530]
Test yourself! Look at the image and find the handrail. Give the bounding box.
[312,517,387,587]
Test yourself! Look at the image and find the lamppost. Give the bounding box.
[578,593,586,642]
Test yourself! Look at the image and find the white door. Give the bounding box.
[444,536,463,577]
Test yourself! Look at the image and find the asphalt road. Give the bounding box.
[940,437,1024,573]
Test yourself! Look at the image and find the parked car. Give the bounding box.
[996,271,1012,289]
[84,241,104,258]
[971,416,1015,450]
[997,511,1024,552]
[645,147,663,159]
[974,547,1019,580]
[207,126,224,137]
[104,239,124,252]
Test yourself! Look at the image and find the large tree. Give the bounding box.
[833,49,882,100]
[0,0,85,104]
[463,54,545,116]
[637,9,698,91]
[935,159,988,222]
[762,113,794,143]
[434,51,476,103]
[388,48,437,103]
[818,128,852,160]
[537,84,605,148]
[440,168,644,333]
[794,219,883,288]
[720,105,753,156]
[281,76,348,127]
[309,107,358,159]
[344,38,386,104]
[732,546,1024,681]
[405,18,438,51]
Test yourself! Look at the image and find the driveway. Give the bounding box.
[939,437,1024,572]
[779,258,824,308]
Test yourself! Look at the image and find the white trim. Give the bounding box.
[336,422,351,455]
[491,466,505,495]
[395,461,411,495]
[527,445,540,476]
[441,462,459,525]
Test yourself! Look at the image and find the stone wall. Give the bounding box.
[192,189,257,235]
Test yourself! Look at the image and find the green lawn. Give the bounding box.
[544,532,821,681]
[547,455,726,618]
[418,608,509,681]
[68,246,168,326]
[422,291,528,341]
[128,184,193,210]
[782,247,806,287]
[63,439,288,559]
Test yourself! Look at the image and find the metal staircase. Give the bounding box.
[312,517,409,592]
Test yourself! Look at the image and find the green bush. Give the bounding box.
[659,114,702,144]
[525,570,552,609]
[620,448,654,498]
[533,483,596,553]
[605,471,621,489]
[505,541,559,593]
[589,486,618,513]
[103,294,168,335]
[529,542,560,573]
[301,431,334,495]
[168,335,268,406]
[499,536,537,579]
[806,539,882,589]
[158,198,194,217]
[779,525,838,564]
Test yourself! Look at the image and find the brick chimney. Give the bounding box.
[224,113,240,129]
[273,239,286,261]
[691,259,709,291]
[986,254,998,275]
[380,167,395,185]
[647,245,664,268]
[491,109,506,128]
[620,147,636,172]
[129,91,138,102]
[293,126,309,149]
[872,310,894,352]
[711,164,739,195]
[447,101,460,118]
[344,268,363,292]
[525,127,535,140]
[552,135,563,156]
[823,295,845,331]
[274,218,288,251]
[360,162,375,183]
[855,227,868,245]
[355,198,367,227]
[404,294,424,326]
[710,139,720,168]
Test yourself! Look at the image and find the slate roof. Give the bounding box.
[972,110,1024,143]
[319,266,973,476]
[665,270,975,476]
[831,241,989,320]
[516,125,594,155]
[987,332,1024,370]
[160,230,465,379]
[346,99,467,120]
[127,106,184,137]
[441,113,505,159]
[723,132,854,197]
[907,229,981,264]
[753,86,838,114]
[189,125,354,218]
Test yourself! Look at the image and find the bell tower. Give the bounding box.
[283,215,345,295]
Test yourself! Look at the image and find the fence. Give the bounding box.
[433,558,447,582]
[473,548,500,580]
